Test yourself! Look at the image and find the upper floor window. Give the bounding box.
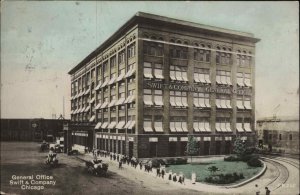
[143,89,163,107]
[143,62,164,80]
[118,50,125,64]
[170,65,188,82]
[216,70,231,85]
[103,61,108,74]
[237,72,251,87]
[170,46,188,59]
[143,42,163,56]
[194,49,210,62]
[237,53,251,67]
[170,91,188,108]
[110,56,116,70]
[236,95,252,110]
[193,93,210,108]
[216,51,232,65]
[128,43,136,58]
[170,116,188,132]
[194,68,211,84]
[216,94,231,109]
[236,118,252,132]
[216,118,232,132]
[193,117,211,132]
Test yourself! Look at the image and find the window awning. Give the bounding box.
[80,107,86,113]
[226,123,232,132]
[124,121,132,129]
[84,88,90,95]
[199,122,206,132]
[204,74,211,84]
[237,78,244,87]
[73,108,78,114]
[226,77,232,85]
[108,99,117,107]
[244,78,251,87]
[216,123,222,132]
[194,99,200,107]
[128,95,135,103]
[144,72,153,79]
[95,82,102,91]
[154,122,163,132]
[236,123,244,132]
[221,122,227,132]
[116,121,126,129]
[216,99,222,108]
[205,99,211,107]
[170,97,176,107]
[182,123,188,132]
[175,122,183,132]
[125,69,135,78]
[182,97,188,107]
[182,72,188,82]
[199,73,206,83]
[193,123,200,132]
[226,100,232,108]
[175,72,183,81]
[204,122,211,132]
[199,98,206,107]
[101,122,109,129]
[237,100,245,109]
[100,101,109,109]
[154,73,164,79]
[144,121,153,132]
[108,75,116,85]
[175,97,183,107]
[221,76,227,85]
[89,97,95,104]
[116,72,125,82]
[84,105,90,112]
[143,96,153,106]
[115,97,125,106]
[194,73,200,83]
[95,102,102,110]
[244,123,252,132]
[95,122,102,129]
[244,101,252,109]
[108,121,117,129]
[89,115,95,122]
[170,71,176,81]
[216,76,222,84]
[154,96,163,106]
[170,122,176,132]
[128,121,135,129]
[221,99,227,109]
[80,91,85,97]
[101,79,109,88]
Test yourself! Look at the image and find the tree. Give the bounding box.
[185,135,199,163]
[233,137,246,158]
[208,166,219,176]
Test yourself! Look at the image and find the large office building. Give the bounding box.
[66,12,260,158]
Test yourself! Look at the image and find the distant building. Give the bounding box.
[257,117,299,155]
[66,12,260,158]
[1,118,69,142]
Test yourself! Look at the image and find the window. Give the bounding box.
[154,115,163,132]
[118,50,125,64]
[170,91,188,107]
[216,94,231,109]
[91,69,95,79]
[144,62,153,79]
[103,61,108,74]
[170,65,188,82]
[289,134,292,140]
[154,63,164,79]
[144,115,153,132]
[170,46,188,59]
[216,51,231,65]
[143,41,164,57]
[117,68,125,82]
[125,63,135,78]
[124,89,135,104]
[170,116,188,132]
[279,134,282,140]
[143,89,153,106]
[216,70,231,85]
[193,117,211,132]
[194,68,211,84]
[236,118,252,132]
[216,118,232,132]
[237,53,251,67]
[236,96,251,110]
[110,56,116,70]
[194,49,210,62]
[116,92,125,106]
[154,90,163,106]
[193,92,210,108]
[237,72,251,87]
[128,43,136,58]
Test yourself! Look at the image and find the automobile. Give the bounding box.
[68,149,79,155]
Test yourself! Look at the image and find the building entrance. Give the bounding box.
[215,141,221,155]
[204,141,210,155]
[169,142,177,156]
[149,142,157,157]
[225,141,231,154]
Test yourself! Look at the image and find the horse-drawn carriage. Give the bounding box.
[85,159,109,177]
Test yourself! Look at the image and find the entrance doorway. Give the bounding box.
[169,142,177,156]
[149,142,157,157]
[225,141,231,154]
[204,141,210,155]
[215,141,221,155]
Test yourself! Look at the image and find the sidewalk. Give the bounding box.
[75,153,262,195]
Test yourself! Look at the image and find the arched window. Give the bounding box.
[150,36,157,40]
[170,39,175,43]
[158,37,163,41]
[279,134,282,140]
[289,134,292,140]
[184,41,188,45]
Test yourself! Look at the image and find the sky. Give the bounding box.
[1,1,299,119]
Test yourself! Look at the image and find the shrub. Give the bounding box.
[247,157,262,167]
[175,157,188,165]
[204,172,245,184]
[166,158,175,165]
[224,156,240,161]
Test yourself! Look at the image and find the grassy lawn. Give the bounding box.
[165,159,263,184]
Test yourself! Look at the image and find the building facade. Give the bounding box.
[67,12,260,158]
[257,117,299,155]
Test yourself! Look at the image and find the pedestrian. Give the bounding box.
[255,184,260,195]
[139,161,143,170]
[156,168,160,177]
[265,187,270,195]
[182,174,185,185]
[161,168,165,179]
[172,174,177,182]
[119,160,122,169]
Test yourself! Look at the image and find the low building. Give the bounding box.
[257,117,299,155]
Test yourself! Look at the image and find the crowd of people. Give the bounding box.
[91,149,186,185]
